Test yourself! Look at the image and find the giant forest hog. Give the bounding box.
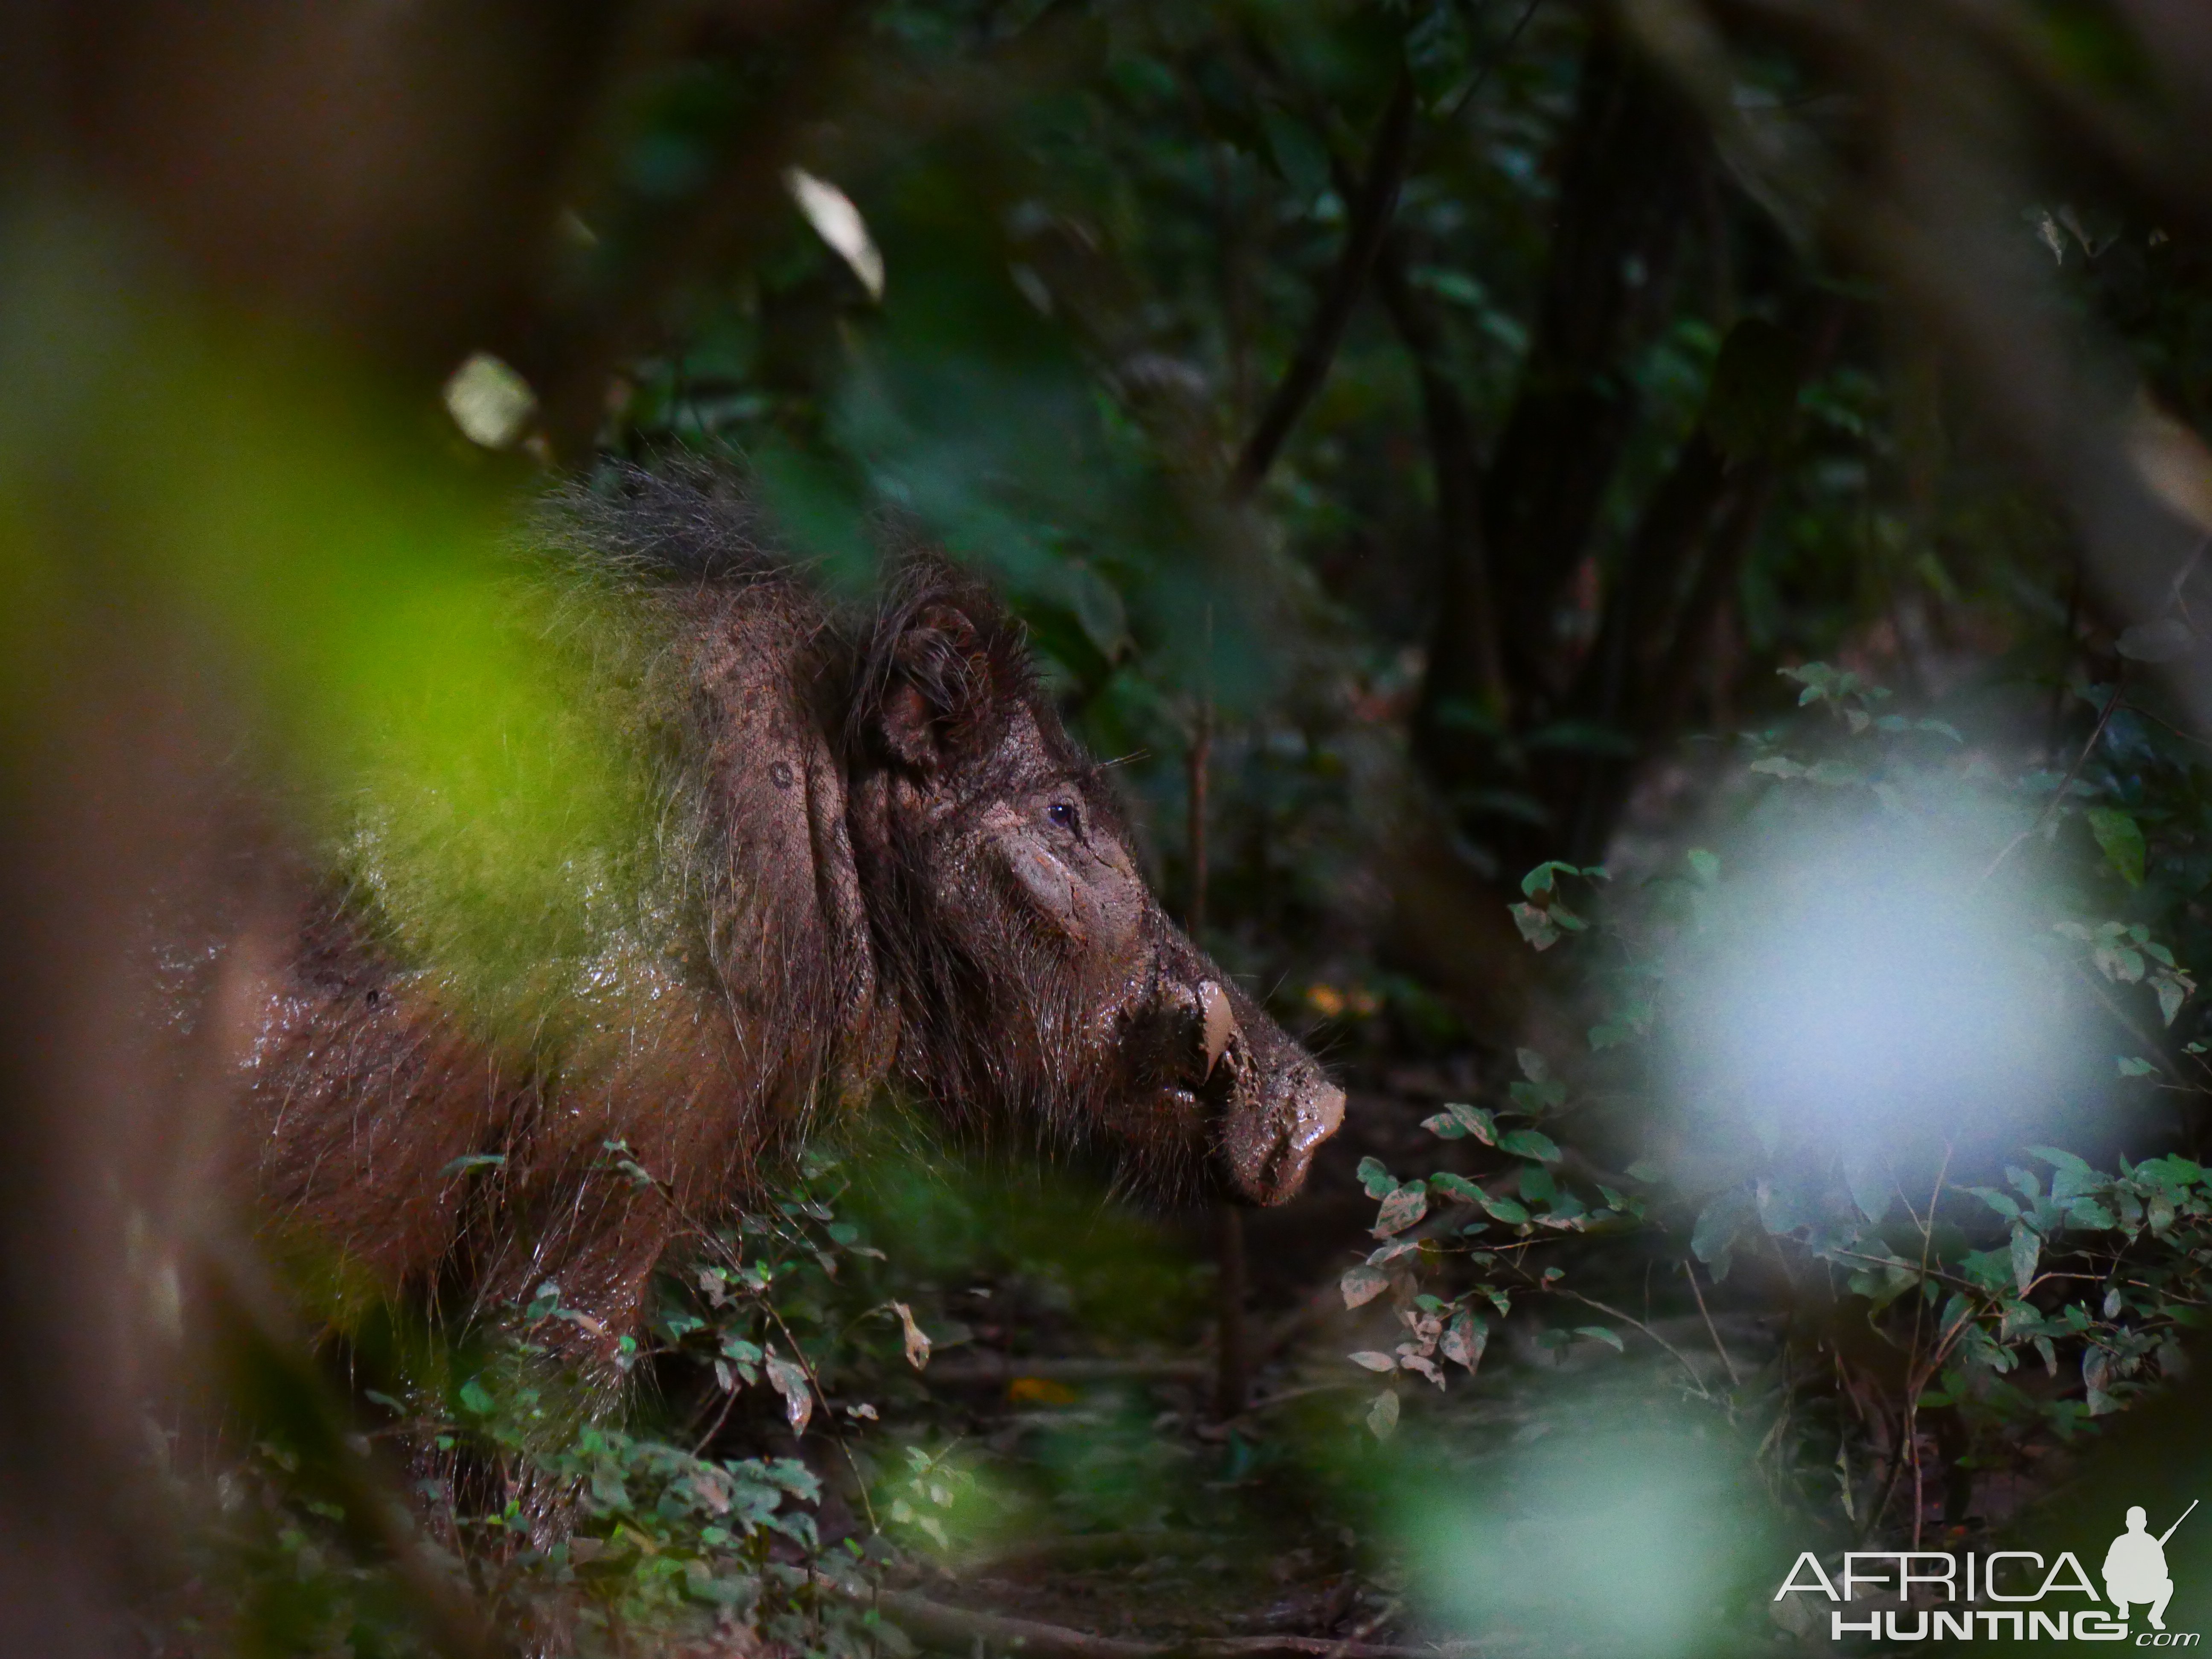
[236,467,1344,1349]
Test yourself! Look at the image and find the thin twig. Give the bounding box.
[1437,0,1546,124]
[1556,1289,1711,1398]
[1228,70,1417,499]
[1903,1145,1952,1551]
[2066,957,2200,1090]
[617,1151,882,1532]
[1680,1260,1741,1389]
[1980,676,2125,886]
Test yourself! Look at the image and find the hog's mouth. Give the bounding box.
[1131,976,1345,1207]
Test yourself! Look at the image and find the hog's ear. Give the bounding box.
[875,599,1000,774]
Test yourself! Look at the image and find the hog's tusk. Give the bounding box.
[1198,980,1238,1077]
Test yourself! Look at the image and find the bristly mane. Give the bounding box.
[535,460,791,588]
[536,460,1055,774]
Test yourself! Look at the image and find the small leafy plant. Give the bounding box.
[1348,663,2212,1545]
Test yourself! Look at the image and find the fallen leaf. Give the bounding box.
[891,1301,932,1370]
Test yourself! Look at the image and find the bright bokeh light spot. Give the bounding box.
[1676,831,2064,1149]
[1400,1423,1766,1658]
[442,349,537,448]
[785,167,885,300]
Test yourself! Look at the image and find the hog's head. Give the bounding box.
[844,570,1343,1205]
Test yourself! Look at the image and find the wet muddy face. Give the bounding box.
[852,586,1344,1204]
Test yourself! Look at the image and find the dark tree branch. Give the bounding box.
[1640,462,1778,742]
[1642,297,1847,742]
[1562,298,1845,861]
[1227,69,1417,501]
[517,1,866,457]
[1563,424,1730,859]
[1375,232,1511,747]
[1476,26,1707,701]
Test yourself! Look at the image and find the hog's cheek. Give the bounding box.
[1077,845,1150,961]
[1004,838,1084,940]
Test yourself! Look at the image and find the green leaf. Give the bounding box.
[1339,1266,1390,1310]
[1373,1182,1430,1237]
[2119,1055,2159,1077]
[1686,847,1720,884]
[1691,1187,1758,1282]
[1365,1390,1400,1441]
[1440,1311,1487,1371]
[1348,1351,1397,1373]
[1844,1153,1893,1223]
[441,1152,507,1176]
[1356,1157,1396,1199]
[1414,265,1492,309]
[2161,977,2191,1025]
[1497,1128,1562,1164]
[2085,806,2146,885]
[1575,1325,1625,1353]
[1441,1102,1496,1143]
[1429,1171,1487,1207]
[1420,1103,1495,1141]
[1509,902,1561,951]
[2011,1224,2040,1296]
[1516,1048,1550,1083]
[1257,104,1331,200]
[1963,1185,2021,1221]
[1520,860,1579,899]
[1479,1192,1531,1226]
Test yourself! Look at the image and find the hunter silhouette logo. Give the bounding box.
[2106,1502,2195,1632]
[1775,1497,2200,1642]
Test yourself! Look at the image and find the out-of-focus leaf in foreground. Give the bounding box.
[0,211,653,1055]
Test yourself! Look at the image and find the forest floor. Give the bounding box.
[838,1059,1768,1659]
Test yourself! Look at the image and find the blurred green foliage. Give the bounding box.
[12,0,2209,1654]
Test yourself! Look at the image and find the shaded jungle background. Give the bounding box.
[12,1,2212,1655]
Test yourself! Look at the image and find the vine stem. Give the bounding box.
[1979,673,2125,887]
[614,1147,882,1534]
[1902,1145,1952,1551]
[1556,1289,1711,1399]
[1681,1260,1741,1389]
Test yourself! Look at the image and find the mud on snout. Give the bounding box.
[1132,965,1346,1206]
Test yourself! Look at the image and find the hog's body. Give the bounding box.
[236,469,1342,1343]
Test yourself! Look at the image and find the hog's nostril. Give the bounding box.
[1302,1082,1347,1149]
[1197,980,1239,1077]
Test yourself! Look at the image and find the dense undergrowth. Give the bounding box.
[99,1,2212,1655]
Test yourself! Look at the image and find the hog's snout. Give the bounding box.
[1151,973,1343,1207]
[1217,1031,1345,1205]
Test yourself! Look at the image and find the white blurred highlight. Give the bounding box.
[784,167,885,301]
[441,351,536,449]
[1404,1426,1760,1657]
[1677,833,2060,1146]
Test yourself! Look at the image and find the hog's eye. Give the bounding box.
[1047,800,1080,834]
